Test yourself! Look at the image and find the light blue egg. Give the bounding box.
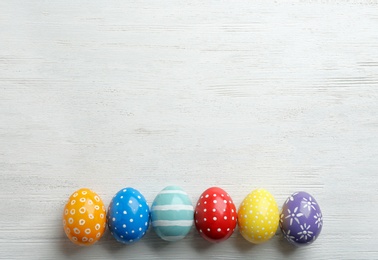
[107,187,150,244]
[151,186,194,241]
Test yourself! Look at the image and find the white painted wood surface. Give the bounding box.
[1,1,378,259]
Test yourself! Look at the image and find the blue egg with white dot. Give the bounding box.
[107,187,150,244]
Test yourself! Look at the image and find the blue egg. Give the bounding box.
[151,186,194,241]
[107,187,150,244]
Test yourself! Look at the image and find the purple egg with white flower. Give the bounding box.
[280,191,323,246]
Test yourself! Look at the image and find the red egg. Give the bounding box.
[194,187,237,242]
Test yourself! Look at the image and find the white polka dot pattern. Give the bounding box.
[238,189,279,244]
[107,187,150,244]
[194,187,237,242]
[63,188,106,246]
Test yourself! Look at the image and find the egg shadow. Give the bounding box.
[188,229,220,252]
[143,227,173,252]
[100,228,139,254]
[146,226,214,253]
[231,227,300,256]
[231,231,257,253]
[58,226,92,257]
[274,232,299,256]
[101,225,173,255]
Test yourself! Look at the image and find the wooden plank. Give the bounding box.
[1,0,378,259]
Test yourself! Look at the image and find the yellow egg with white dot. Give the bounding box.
[238,188,279,244]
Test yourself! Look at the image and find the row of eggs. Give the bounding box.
[63,186,322,247]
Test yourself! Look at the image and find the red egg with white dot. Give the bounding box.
[194,187,237,242]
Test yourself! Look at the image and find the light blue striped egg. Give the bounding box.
[151,186,194,242]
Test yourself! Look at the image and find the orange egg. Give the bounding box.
[63,188,106,246]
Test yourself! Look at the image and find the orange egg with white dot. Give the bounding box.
[238,188,279,244]
[63,188,106,246]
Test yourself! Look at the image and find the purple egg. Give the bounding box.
[280,191,323,246]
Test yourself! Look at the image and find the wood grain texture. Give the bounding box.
[1,0,378,259]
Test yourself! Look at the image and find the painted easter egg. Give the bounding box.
[238,188,279,244]
[280,191,323,246]
[194,187,237,242]
[63,188,106,246]
[107,187,150,244]
[151,186,194,241]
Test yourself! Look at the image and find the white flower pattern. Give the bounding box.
[302,196,317,211]
[297,223,313,241]
[284,206,303,226]
[314,212,323,228]
[285,192,298,204]
[280,192,322,245]
[283,229,295,242]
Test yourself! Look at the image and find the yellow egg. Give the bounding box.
[238,189,279,244]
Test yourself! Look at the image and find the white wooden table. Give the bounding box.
[1,1,378,259]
